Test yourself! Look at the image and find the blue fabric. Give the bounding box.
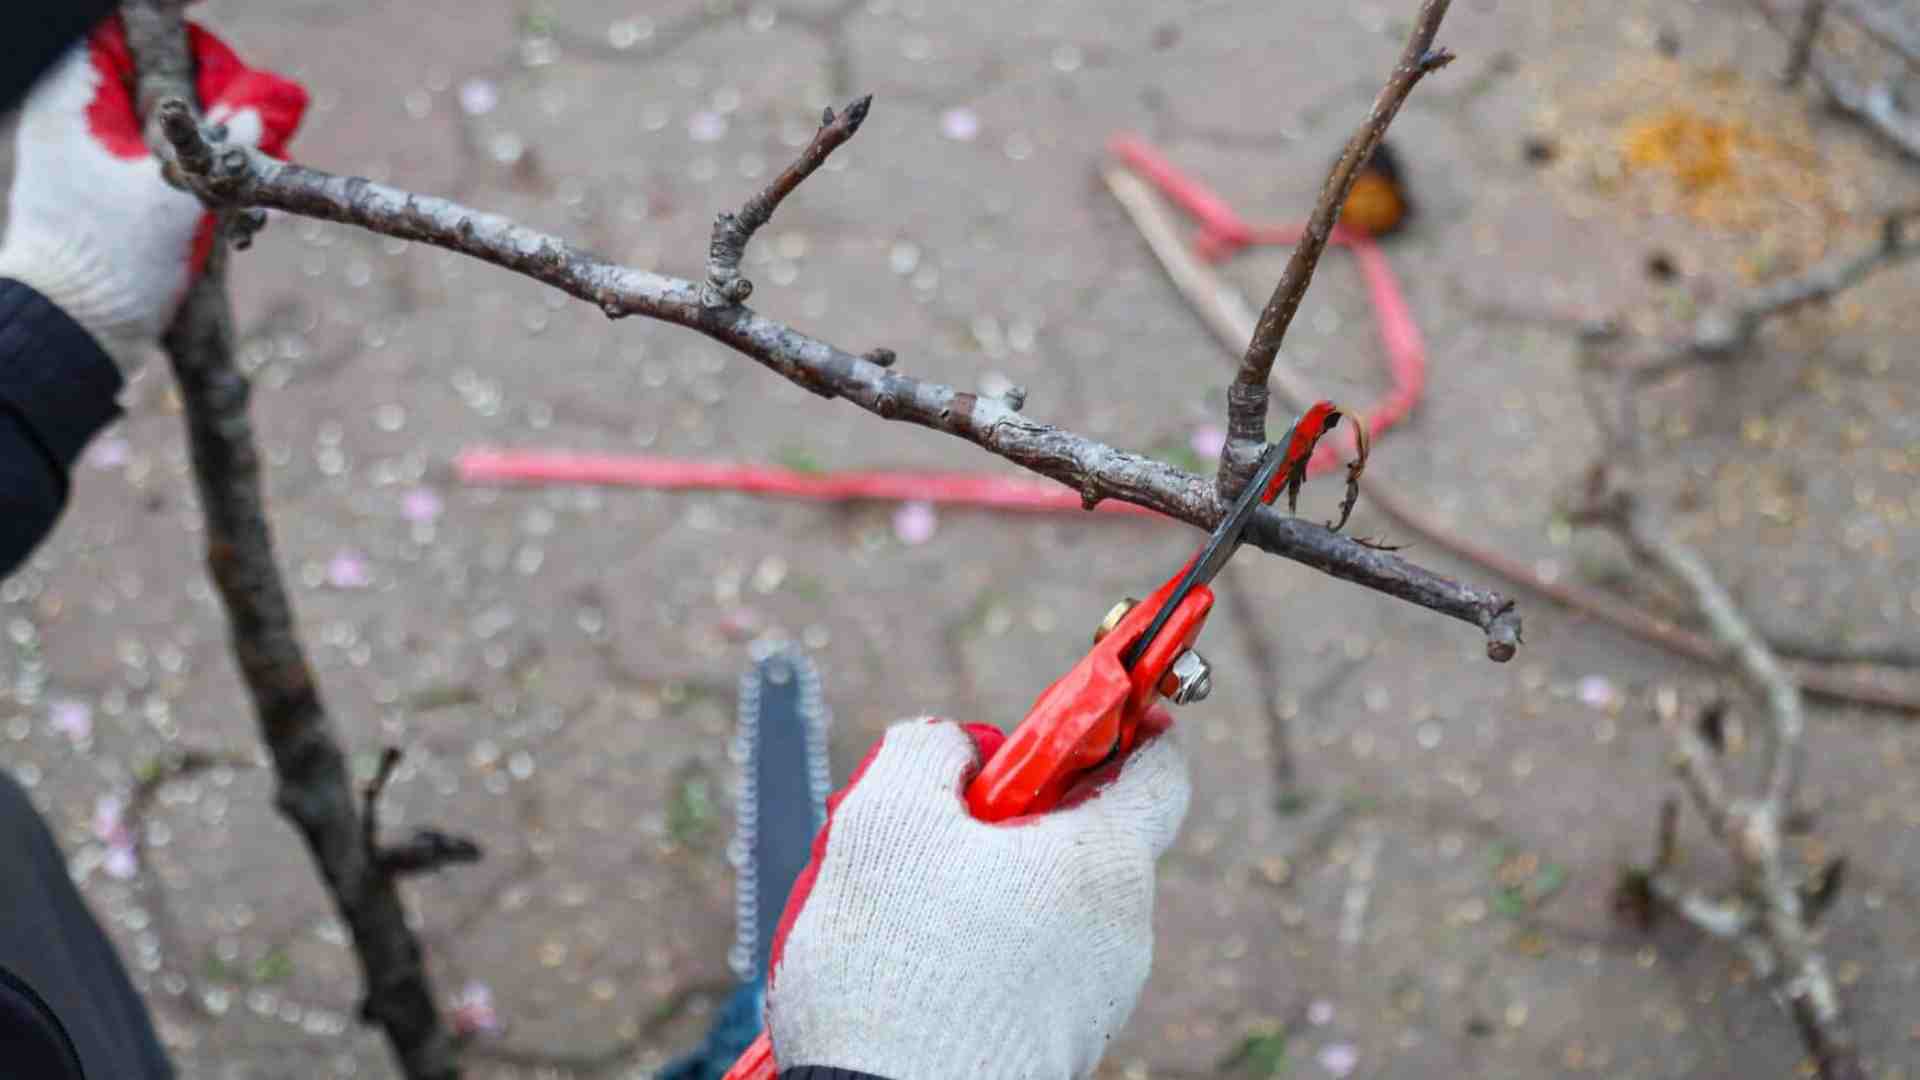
[657,978,766,1080]
[0,278,125,577]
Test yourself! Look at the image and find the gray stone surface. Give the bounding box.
[3,0,1918,1076]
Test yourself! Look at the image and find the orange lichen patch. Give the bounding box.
[1615,101,1829,232]
[1537,56,1874,270]
[1620,108,1745,192]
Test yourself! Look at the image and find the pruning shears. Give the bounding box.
[723,401,1347,1079]
[967,402,1343,820]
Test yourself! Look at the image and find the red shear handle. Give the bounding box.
[968,580,1211,822]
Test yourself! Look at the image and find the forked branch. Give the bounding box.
[151,81,1525,660]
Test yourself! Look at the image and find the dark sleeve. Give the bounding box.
[0,278,125,578]
[781,1070,892,1079]
[0,770,173,1078]
[0,0,119,114]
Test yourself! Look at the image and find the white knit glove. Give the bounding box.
[0,18,305,367]
[766,718,1190,1080]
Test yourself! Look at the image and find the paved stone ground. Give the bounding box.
[3,0,1919,1077]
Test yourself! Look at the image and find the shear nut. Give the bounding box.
[1161,650,1212,705]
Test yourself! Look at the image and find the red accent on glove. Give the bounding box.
[766,732,888,990]
[85,19,307,159]
[83,18,308,275]
[188,24,307,159]
[84,22,145,159]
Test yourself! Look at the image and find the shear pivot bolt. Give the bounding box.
[1162,650,1212,705]
[1094,598,1139,644]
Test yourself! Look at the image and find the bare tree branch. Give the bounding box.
[1577,215,1873,1069]
[1820,63,1920,158]
[1754,0,1920,159]
[705,95,870,305]
[1576,444,1862,1079]
[1596,495,1807,811]
[1101,163,1920,711]
[1219,0,1454,497]
[150,97,1524,661]
[124,8,466,1078]
[1646,874,1754,938]
[1638,208,1920,376]
[1600,509,1866,1078]
[1785,0,1830,86]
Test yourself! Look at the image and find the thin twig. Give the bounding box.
[1219,0,1454,498]
[361,747,405,855]
[1101,164,1920,712]
[1606,518,1866,1079]
[1754,0,1920,159]
[1655,796,1680,871]
[1819,62,1920,159]
[123,8,466,1078]
[130,747,254,819]
[1581,467,1861,1078]
[1755,631,1920,670]
[362,747,483,878]
[1647,874,1754,938]
[705,96,870,305]
[1784,0,1829,86]
[152,99,1525,661]
[1602,496,1806,812]
[1639,208,1920,375]
[1831,0,1920,69]
[1662,700,1739,842]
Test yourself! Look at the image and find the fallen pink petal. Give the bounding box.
[451,980,503,1036]
[1307,998,1334,1026]
[1576,674,1619,710]
[458,78,499,117]
[326,550,372,589]
[86,436,130,470]
[402,488,444,523]
[718,606,766,643]
[92,794,127,844]
[688,110,727,143]
[1316,1041,1358,1077]
[50,699,93,744]
[102,842,139,880]
[1190,424,1227,460]
[892,500,938,545]
[940,106,980,141]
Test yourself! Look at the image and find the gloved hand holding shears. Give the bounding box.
[728,403,1352,1080]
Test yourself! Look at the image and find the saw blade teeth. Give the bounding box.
[726,638,835,983]
[728,646,767,982]
[795,652,834,827]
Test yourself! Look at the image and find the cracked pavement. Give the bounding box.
[3,0,1920,1076]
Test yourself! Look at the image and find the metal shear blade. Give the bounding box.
[1119,433,1297,671]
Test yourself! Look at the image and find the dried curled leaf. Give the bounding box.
[1332,408,1371,532]
[1254,400,1372,532]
